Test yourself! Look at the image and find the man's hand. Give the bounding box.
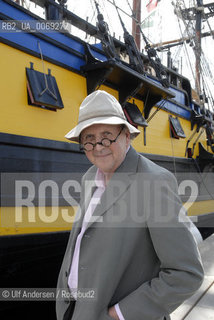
[108,306,120,320]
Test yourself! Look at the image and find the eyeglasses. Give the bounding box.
[80,126,124,152]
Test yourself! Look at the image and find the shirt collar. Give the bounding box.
[95,168,106,188]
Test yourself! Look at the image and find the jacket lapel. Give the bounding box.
[66,147,139,266]
[72,175,96,231]
[65,175,97,263]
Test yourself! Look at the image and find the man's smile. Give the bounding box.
[94,152,112,158]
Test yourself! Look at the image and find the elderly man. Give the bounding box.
[56,90,204,320]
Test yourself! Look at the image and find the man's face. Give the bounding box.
[80,124,130,174]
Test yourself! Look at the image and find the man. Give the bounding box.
[56,90,204,320]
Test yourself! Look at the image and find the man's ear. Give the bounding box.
[125,128,131,145]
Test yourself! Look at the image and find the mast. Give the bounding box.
[195,0,203,95]
[132,0,141,50]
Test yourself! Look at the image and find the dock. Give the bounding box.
[171,234,214,320]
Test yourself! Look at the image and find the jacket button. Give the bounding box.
[64,298,70,304]
[65,271,68,277]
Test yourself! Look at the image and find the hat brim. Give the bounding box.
[65,116,140,142]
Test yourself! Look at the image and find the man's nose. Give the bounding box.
[94,142,104,151]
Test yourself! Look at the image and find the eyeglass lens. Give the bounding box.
[80,126,124,151]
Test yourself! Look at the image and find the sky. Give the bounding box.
[24,0,214,108]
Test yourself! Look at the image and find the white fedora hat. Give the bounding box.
[65,90,140,142]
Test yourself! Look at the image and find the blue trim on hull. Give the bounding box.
[159,100,192,119]
[0,31,85,70]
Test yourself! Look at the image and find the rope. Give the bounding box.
[177,16,196,85]
[169,124,177,179]
[106,0,136,21]
[192,159,214,201]
[100,0,113,35]
[125,0,133,16]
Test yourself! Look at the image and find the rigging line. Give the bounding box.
[185,127,198,157]
[86,0,97,42]
[174,2,212,94]
[100,0,113,35]
[201,80,214,110]
[125,0,141,30]
[147,100,167,123]
[201,81,211,108]
[124,0,140,41]
[203,61,214,86]
[23,0,30,10]
[169,121,177,179]
[106,0,139,24]
[171,32,188,64]
[200,55,210,78]
[37,41,57,100]
[70,1,79,18]
[192,128,205,156]
[176,15,201,93]
[205,84,214,110]
[123,0,154,47]
[126,0,145,39]
[206,18,214,40]
[201,51,214,85]
[112,0,168,86]
[202,4,214,40]
[201,62,214,101]
[172,42,183,64]
[200,57,214,105]
[177,18,196,84]
[192,158,214,202]
[204,58,214,87]
[89,0,97,26]
[112,0,157,49]
[201,79,214,112]
[126,0,133,16]
[173,0,196,39]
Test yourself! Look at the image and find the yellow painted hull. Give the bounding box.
[0,42,209,158]
[1,198,214,236]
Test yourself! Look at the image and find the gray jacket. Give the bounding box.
[56,146,204,320]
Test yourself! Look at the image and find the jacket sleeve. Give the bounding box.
[118,171,204,320]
